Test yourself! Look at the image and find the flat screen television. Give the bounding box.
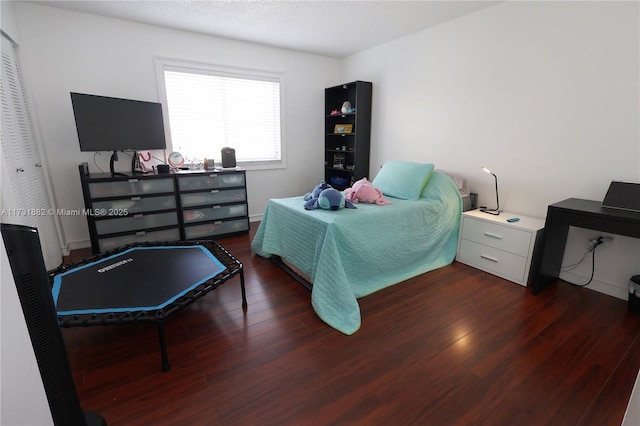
[70,92,167,153]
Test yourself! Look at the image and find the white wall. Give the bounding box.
[11,2,341,250]
[342,1,640,300]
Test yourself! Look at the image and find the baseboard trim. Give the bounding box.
[65,239,91,253]
[559,271,628,301]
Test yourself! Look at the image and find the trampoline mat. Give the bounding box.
[52,245,226,315]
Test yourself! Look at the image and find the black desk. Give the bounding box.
[532,198,640,294]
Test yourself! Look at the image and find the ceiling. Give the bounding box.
[24,1,500,58]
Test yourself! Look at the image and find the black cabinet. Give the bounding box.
[79,164,249,254]
[324,81,372,190]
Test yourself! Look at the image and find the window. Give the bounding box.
[156,58,284,168]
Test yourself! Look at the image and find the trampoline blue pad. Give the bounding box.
[52,245,226,315]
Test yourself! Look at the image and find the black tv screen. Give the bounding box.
[71,92,167,152]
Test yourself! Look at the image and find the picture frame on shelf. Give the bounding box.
[334,124,353,134]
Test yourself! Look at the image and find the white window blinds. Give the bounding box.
[161,65,282,165]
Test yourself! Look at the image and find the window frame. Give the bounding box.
[154,57,286,171]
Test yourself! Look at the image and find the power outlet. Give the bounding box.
[590,235,614,248]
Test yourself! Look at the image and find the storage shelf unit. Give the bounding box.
[324,81,372,190]
[79,164,249,254]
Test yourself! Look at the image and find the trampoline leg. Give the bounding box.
[156,320,170,372]
[240,268,248,311]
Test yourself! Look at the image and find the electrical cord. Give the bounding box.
[561,244,597,271]
[561,237,604,287]
[93,152,105,173]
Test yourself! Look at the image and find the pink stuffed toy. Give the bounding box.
[344,177,391,205]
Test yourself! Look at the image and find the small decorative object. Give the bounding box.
[347,106,356,113]
[137,150,153,172]
[480,166,500,215]
[334,124,353,134]
[221,147,236,168]
[341,101,352,114]
[168,152,184,168]
[330,109,340,116]
[204,158,216,170]
[333,153,345,169]
[189,159,204,170]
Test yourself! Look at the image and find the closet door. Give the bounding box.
[1,34,62,269]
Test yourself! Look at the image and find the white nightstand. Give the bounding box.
[456,209,545,286]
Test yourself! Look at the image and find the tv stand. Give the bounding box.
[131,150,139,174]
[108,150,127,177]
[108,150,138,177]
[109,150,118,175]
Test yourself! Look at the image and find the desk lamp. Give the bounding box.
[480,167,500,215]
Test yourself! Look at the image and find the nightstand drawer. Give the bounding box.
[458,239,527,284]
[461,217,532,257]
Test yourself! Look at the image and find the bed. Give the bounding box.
[251,162,465,335]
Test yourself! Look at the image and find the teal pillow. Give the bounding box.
[372,161,434,200]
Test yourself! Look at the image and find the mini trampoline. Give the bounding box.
[49,240,247,372]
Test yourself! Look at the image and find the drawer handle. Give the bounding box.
[212,205,221,209]
[210,189,219,194]
[484,232,503,240]
[134,214,143,219]
[136,231,146,236]
[480,254,499,263]
[128,179,139,183]
[209,174,218,178]
[131,196,141,201]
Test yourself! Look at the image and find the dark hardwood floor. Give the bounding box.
[62,224,640,425]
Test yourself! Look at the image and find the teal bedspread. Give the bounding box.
[251,171,462,335]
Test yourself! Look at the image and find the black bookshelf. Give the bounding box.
[324,81,372,190]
